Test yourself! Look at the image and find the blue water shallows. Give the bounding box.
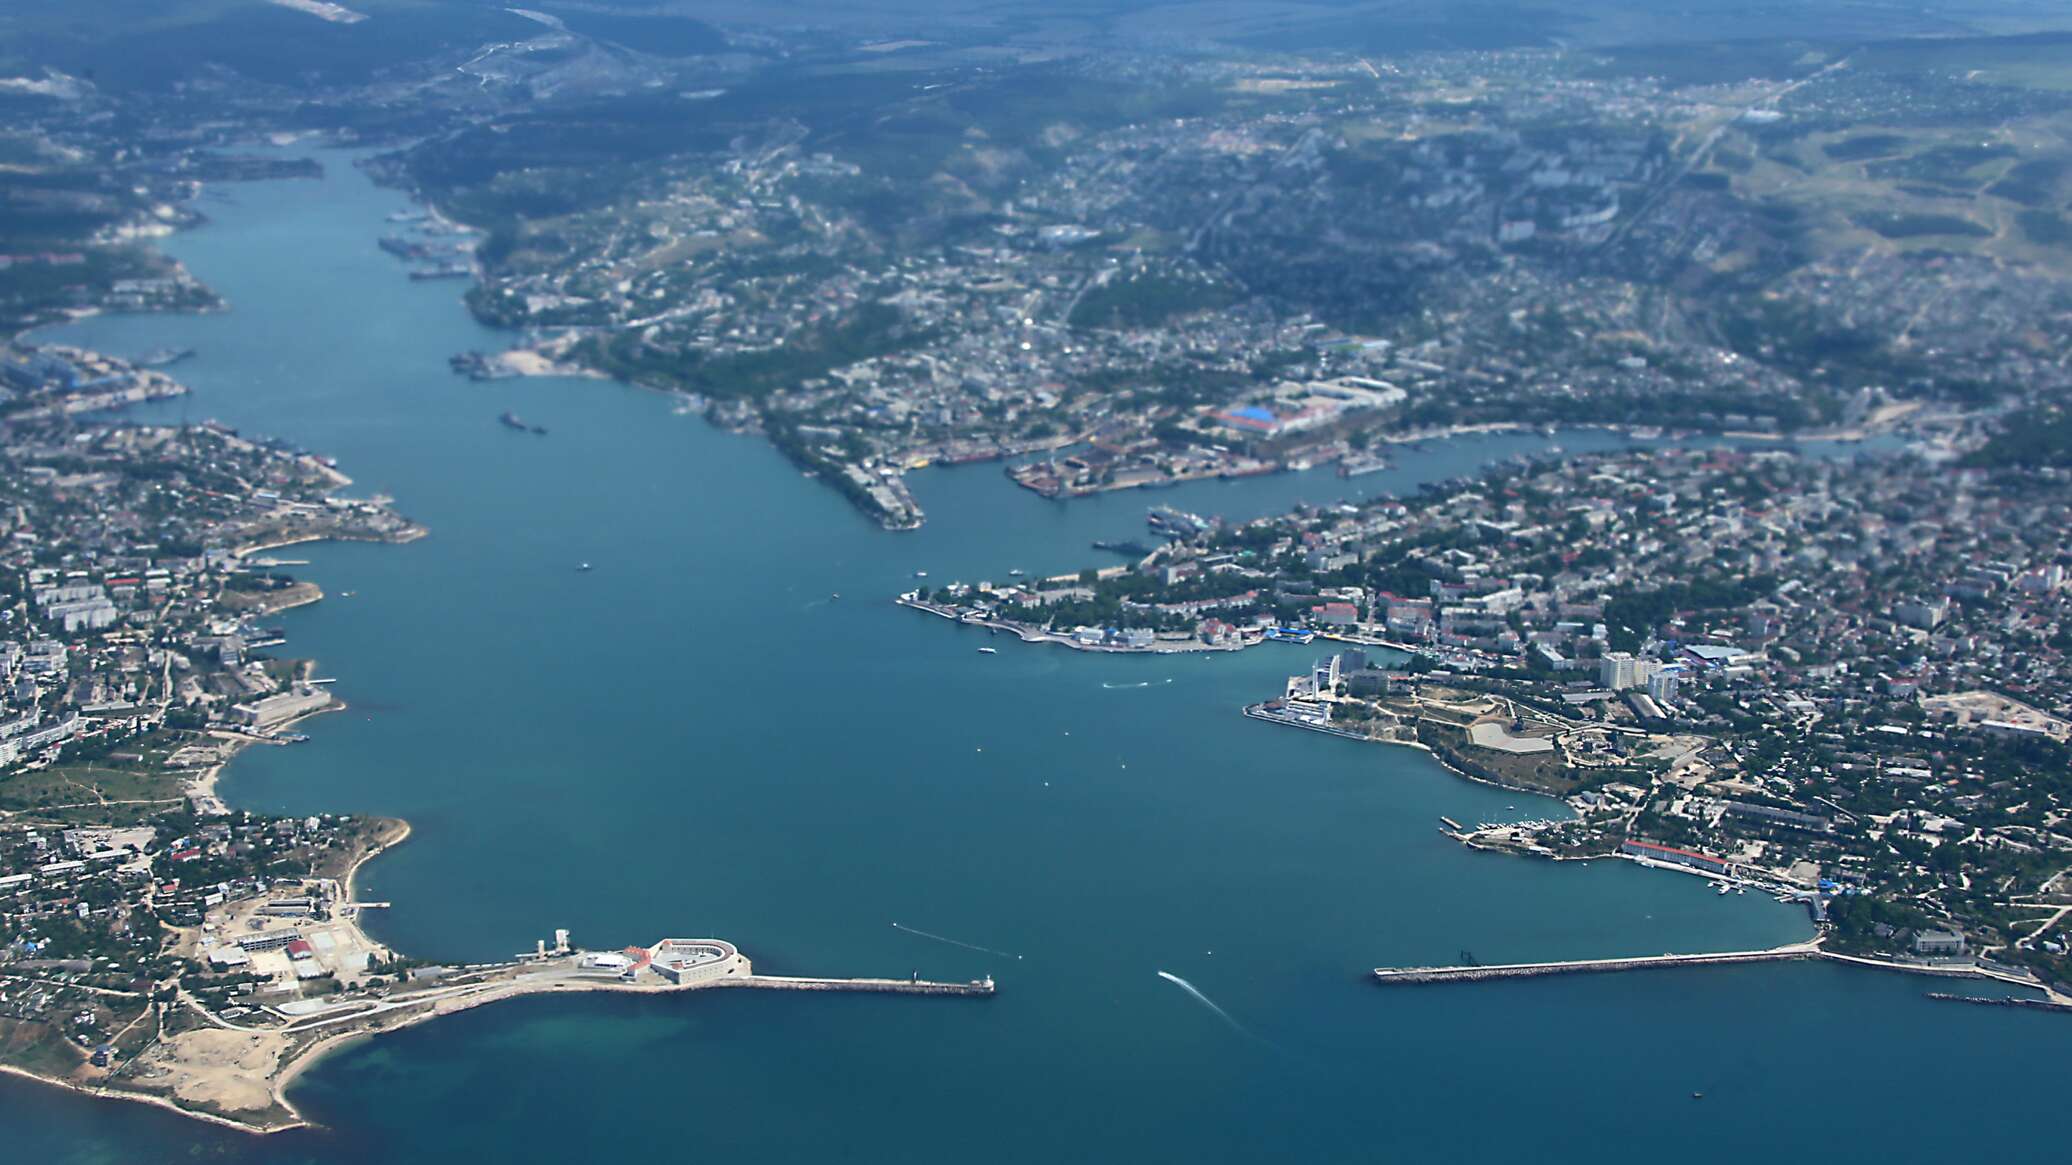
[10,152,2063,1164]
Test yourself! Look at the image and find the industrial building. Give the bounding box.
[229,685,334,731]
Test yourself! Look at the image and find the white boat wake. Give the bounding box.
[1157,970,1249,1035]
[892,922,1024,960]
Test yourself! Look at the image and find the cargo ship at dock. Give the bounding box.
[1147,505,1211,538]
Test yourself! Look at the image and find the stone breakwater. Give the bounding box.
[1372,943,1821,984]
[731,975,996,997]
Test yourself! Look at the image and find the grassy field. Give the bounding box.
[1696,109,2072,267]
[1068,273,1239,330]
[0,760,182,826]
[1851,209,1994,239]
[0,1016,86,1080]
[1416,720,1584,796]
[1822,134,1911,162]
[1650,29,2072,271]
[1856,32,2072,93]
[2019,208,2072,244]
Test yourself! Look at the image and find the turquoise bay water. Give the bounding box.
[7,154,2063,1163]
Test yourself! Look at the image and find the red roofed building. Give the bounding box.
[1620,839,1730,875]
[1310,600,1359,627]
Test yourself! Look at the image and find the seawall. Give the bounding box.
[1373,944,1820,984]
[728,974,995,997]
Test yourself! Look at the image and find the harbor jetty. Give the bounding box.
[1373,941,1822,984]
[1372,942,2068,996]
[733,974,995,997]
[1241,701,1375,741]
[1923,992,2072,1015]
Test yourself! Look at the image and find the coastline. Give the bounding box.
[261,1032,355,1130]
[8,695,395,1135]
[1241,700,1563,801]
[0,396,425,1128]
[896,596,1250,654]
[1817,950,2066,1000]
[4,153,1007,1138]
[0,1061,289,1136]
[10,680,1004,1138]
[7,813,466,1137]
[262,815,413,1132]
[233,527,429,561]
[896,597,1440,664]
[1250,709,2072,1004]
[344,816,411,907]
[2,132,2012,1148]
[182,698,347,815]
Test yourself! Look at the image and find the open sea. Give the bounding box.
[10,150,2063,1163]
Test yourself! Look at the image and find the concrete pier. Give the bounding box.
[1373,942,1820,984]
[1241,702,1375,741]
[551,937,996,997]
[729,974,995,997]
